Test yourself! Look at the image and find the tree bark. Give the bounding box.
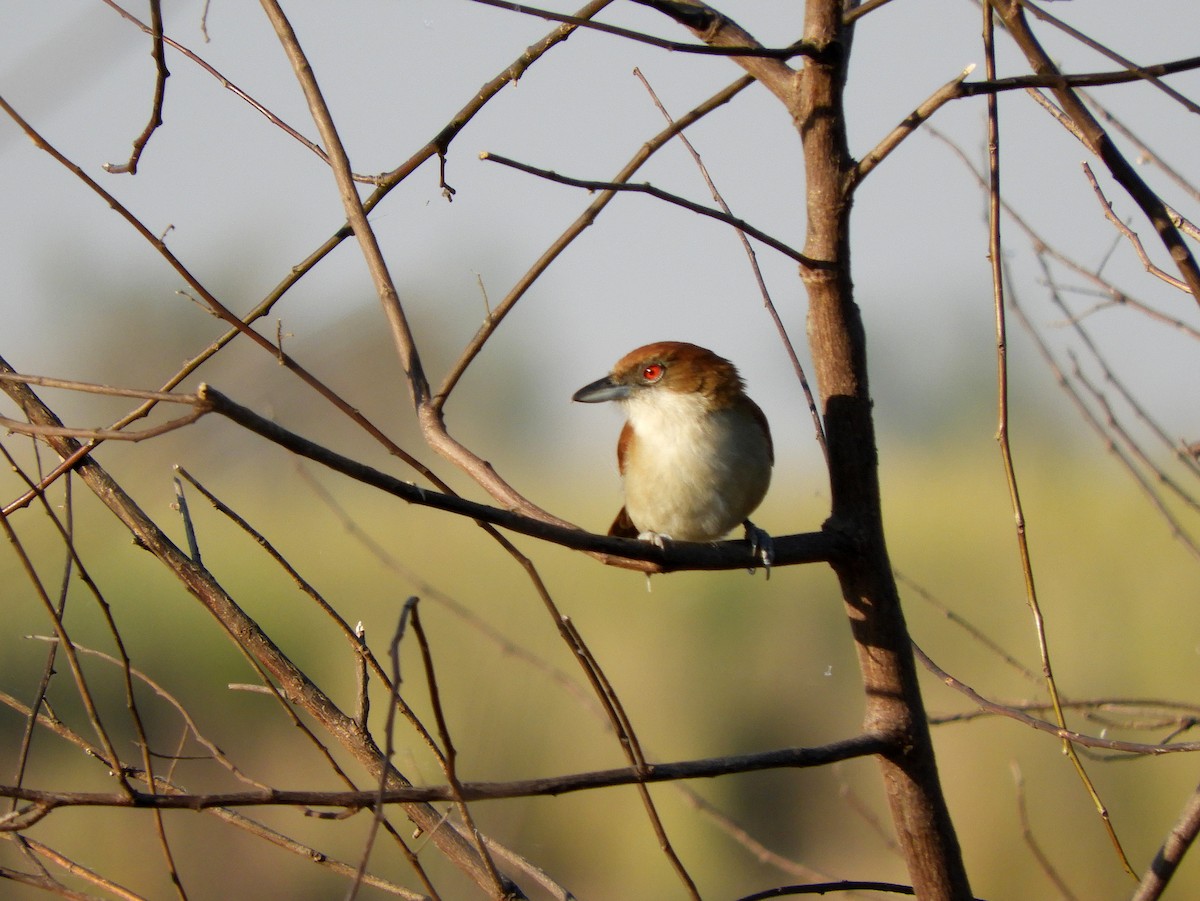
[797,3,972,898]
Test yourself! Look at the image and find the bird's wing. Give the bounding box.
[747,397,774,465]
[615,420,634,475]
[608,506,639,538]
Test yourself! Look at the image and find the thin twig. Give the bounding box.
[481,152,817,267]
[992,0,1200,301]
[1011,763,1080,900]
[632,68,827,461]
[470,0,816,59]
[560,618,700,898]
[409,605,507,895]
[1011,0,1200,114]
[916,642,1200,755]
[102,0,168,174]
[99,0,382,183]
[924,123,1200,341]
[1080,163,1189,292]
[982,4,1135,877]
[434,73,755,408]
[853,64,977,188]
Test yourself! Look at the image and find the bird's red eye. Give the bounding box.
[641,363,665,383]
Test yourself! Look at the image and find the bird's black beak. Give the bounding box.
[572,375,630,403]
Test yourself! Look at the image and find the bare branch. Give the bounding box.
[0,355,520,895]
[853,63,976,189]
[915,645,1200,755]
[198,383,845,571]
[435,73,756,407]
[101,0,168,174]
[1133,779,1200,901]
[100,0,382,183]
[633,67,827,460]
[472,0,817,58]
[1081,163,1190,292]
[631,0,802,105]
[480,152,816,267]
[991,0,1200,301]
[0,733,891,813]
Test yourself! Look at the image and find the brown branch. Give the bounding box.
[735,882,935,900]
[0,355,518,898]
[854,51,1200,190]
[991,0,1200,302]
[0,733,891,813]
[636,1,973,895]
[1011,0,1200,114]
[259,0,594,534]
[0,410,205,443]
[99,0,381,183]
[931,698,1200,741]
[959,54,1200,97]
[434,73,756,408]
[198,383,845,571]
[915,644,1200,755]
[1132,778,1200,901]
[481,152,817,267]
[631,0,803,106]
[102,0,168,174]
[844,0,900,24]
[472,0,817,58]
[853,64,976,189]
[258,0,429,409]
[1081,162,1189,292]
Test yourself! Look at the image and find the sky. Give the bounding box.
[0,0,1196,480]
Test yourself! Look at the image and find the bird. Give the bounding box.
[572,341,774,567]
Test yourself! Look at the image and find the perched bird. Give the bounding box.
[572,341,774,566]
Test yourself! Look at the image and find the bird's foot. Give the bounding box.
[743,520,773,577]
[637,530,671,550]
[636,532,670,591]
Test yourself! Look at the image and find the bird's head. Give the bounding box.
[571,341,748,411]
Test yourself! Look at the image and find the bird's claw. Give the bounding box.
[637,530,670,550]
[743,520,773,577]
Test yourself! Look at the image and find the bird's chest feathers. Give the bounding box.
[619,390,768,539]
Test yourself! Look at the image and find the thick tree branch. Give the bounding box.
[631,0,803,106]
[638,1,973,896]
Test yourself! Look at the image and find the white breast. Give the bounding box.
[621,390,771,541]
